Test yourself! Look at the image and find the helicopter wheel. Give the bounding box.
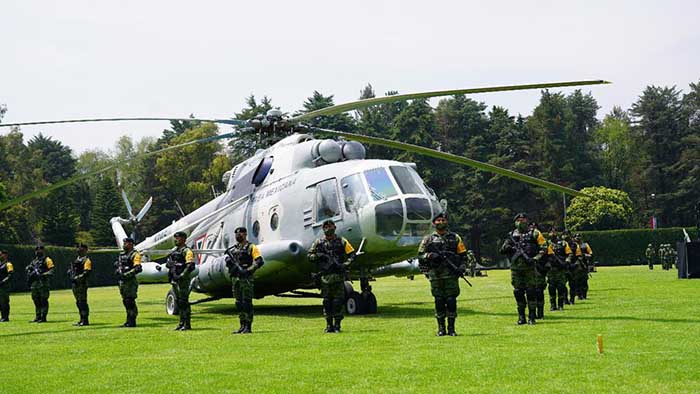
[346,291,367,315]
[363,291,377,314]
[166,289,179,316]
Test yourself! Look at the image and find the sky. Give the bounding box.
[1,0,699,154]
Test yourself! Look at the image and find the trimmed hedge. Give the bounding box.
[1,244,120,292]
[578,227,699,266]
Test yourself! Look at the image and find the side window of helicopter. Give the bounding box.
[314,179,341,222]
[363,167,398,201]
[405,165,434,197]
[341,173,368,212]
[389,166,423,194]
[252,156,274,186]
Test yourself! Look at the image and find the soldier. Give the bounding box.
[0,251,13,322]
[645,243,656,270]
[225,227,264,334]
[26,245,54,323]
[563,231,579,304]
[545,227,571,311]
[576,234,593,299]
[69,243,92,326]
[500,213,547,325]
[466,250,477,278]
[116,237,142,327]
[308,220,355,333]
[167,231,195,331]
[530,222,548,319]
[668,244,677,269]
[417,212,468,336]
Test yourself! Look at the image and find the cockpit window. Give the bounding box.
[341,173,368,212]
[390,166,423,194]
[315,179,341,222]
[363,167,398,201]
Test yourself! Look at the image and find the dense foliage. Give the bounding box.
[0,79,698,251]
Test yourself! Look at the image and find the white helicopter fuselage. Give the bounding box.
[119,133,441,298]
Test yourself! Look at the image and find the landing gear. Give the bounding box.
[344,277,378,315]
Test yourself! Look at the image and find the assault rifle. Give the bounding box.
[424,248,472,287]
[508,235,534,265]
[26,264,41,286]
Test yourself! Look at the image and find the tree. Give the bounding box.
[565,186,634,231]
[299,91,356,132]
[594,107,638,190]
[229,95,275,162]
[90,175,122,246]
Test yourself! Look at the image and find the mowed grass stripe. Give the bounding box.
[0,266,698,393]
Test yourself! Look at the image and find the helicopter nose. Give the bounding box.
[371,196,434,247]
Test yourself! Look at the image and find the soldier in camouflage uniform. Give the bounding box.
[167,231,196,331]
[417,213,468,336]
[467,250,477,278]
[575,234,592,299]
[659,244,669,270]
[500,213,547,325]
[545,228,571,311]
[668,244,677,269]
[225,227,264,334]
[531,223,548,319]
[308,220,355,333]
[0,251,14,322]
[69,244,92,326]
[26,246,54,323]
[116,238,142,327]
[563,231,579,304]
[645,243,656,270]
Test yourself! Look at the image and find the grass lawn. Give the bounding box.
[1,266,698,393]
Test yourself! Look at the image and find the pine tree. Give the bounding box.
[90,175,122,246]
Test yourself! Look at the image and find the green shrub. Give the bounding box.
[578,227,699,266]
[1,244,120,292]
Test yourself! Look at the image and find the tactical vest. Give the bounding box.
[72,256,89,276]
[226,243,254,270]
[30,256,50,274]
[568,241,579,256]
[0,262,10,281]
[580,242,589,252]
[314,237,347,273]
[118,250,137,271]
[167,247,190,275]
[511,229,539,258]
[424,232,460,254]
[552,240,568,257]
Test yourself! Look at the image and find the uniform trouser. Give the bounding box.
[31,281,50,318]
[0,286,9,319]
[119,278,139,323]
[320,274,345,320]
[547,268,567,307]
[232,277,254,323]
[511,266,537,315]
[72,280,89,321]
[572,269,586,299]
[172,274,191,324]
[430,277,460,319]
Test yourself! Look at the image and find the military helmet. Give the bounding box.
[77,243,89,249]
[123,237,134,243]
[35,245,45,250]
[432,212,447,222]
[514,212,528,221]
[322,220,335,227]
[234,227,247,234]
[173,231,187,238]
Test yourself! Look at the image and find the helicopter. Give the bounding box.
[0,80,608,315]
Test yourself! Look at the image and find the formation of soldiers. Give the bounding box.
[645,243,677,270]
[0,212,602,335]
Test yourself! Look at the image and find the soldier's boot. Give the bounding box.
[550,297,558,311]
[447,318,457,336]
[558,297,565,310]
[240,321,251,334]
[232,319,246,334]
[324,317,335,333]
[527,309,537,325]
[181,317,192,331]
[174,317,184,331]
[333,317,342,333]
[569,293,575,305]
[436,318,447,336]
[517,307,526,325]
[0,305,8,322]
[537,302,544,319]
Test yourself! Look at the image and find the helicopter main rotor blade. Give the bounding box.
[310,127,586,197]
[291,80,610,122]
[0,131,237,211]
[0,117,247,128]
